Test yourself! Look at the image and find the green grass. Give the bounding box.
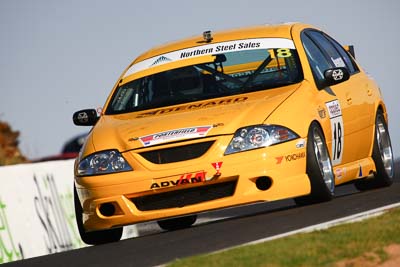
[168,208,400,267]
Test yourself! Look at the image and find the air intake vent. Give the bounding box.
[131,180,237,211]
[139,141,214,164]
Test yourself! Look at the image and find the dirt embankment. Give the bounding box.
[0,121,26,165]
[336,244,400,267]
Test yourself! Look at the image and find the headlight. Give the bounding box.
[77,150,132,176]
[224,125,299,155]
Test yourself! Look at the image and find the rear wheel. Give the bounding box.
[294,122,335,205]
[157,215,197,231]
[74,185,122,245]
[355,110,394,191]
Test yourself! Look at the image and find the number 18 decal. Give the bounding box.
[326,100,344,166]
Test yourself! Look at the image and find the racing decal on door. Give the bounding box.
[326,100,344,166]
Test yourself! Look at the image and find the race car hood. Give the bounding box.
[91,83,301,151]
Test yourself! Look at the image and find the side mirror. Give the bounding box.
[324,67,350,87]
[73,109,99,126]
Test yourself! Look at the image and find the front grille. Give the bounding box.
[139,141,214,164]
[131,180,237,211]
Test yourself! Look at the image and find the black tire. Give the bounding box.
[354,110,394,191]
[294,122,335,205]
[157,215,197,231]
[74,185,122,245]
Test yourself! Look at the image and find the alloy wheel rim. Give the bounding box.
[376,117,394,178]
[313,129,334,193]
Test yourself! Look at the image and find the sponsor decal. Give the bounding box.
[140,126,212,147]
[318,106,326,119]
[33,175,82,253]
[136,96,248,118]
[325,100,344,166]
[358,164,363,177]
[150,56,171,66]
[285,152,305,161]
[326,100,342,118]
[77,112,88,123]
[335,168,346,179]
[275,156,284,164]
[332,69,344,81]
[181,41,261,57]
[296,139,306,149]
[211,162,223,177]
[331,57,346,68]
[211,162,223,172]
[332,57,346,68]
[150,171,206,189]
[96,107,103,116]
[276,152,305,164]
[180,47,214,58]
[123,38,295,78]
[0,198,24,262]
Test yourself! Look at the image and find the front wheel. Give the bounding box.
[294,122,335,205]
[157,215,197,231]
[74,185,122,245]
[355,110,394,191]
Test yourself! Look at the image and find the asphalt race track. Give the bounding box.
[6,162,400,267]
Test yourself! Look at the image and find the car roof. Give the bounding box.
[133,22,312,64]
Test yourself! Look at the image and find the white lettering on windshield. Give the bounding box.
[123,38,295,78]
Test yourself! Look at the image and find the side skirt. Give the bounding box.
[333,157,376,186]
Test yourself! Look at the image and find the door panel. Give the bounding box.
[301,30,375,166]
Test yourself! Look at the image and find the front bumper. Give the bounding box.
[75,137,310,231]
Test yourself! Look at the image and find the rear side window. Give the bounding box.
[307,31,346,68]
[307,30,358,74]
[324,34,359,74]
[301,33,333,88]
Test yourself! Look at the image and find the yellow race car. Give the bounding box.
[72,23,394,245]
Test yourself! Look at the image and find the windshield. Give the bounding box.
[106,45,303,115]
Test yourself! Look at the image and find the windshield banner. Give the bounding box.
[124,38,295,78]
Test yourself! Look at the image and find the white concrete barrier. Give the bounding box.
[0,159,138,263]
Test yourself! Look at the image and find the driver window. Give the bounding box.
[324,34,359,74]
